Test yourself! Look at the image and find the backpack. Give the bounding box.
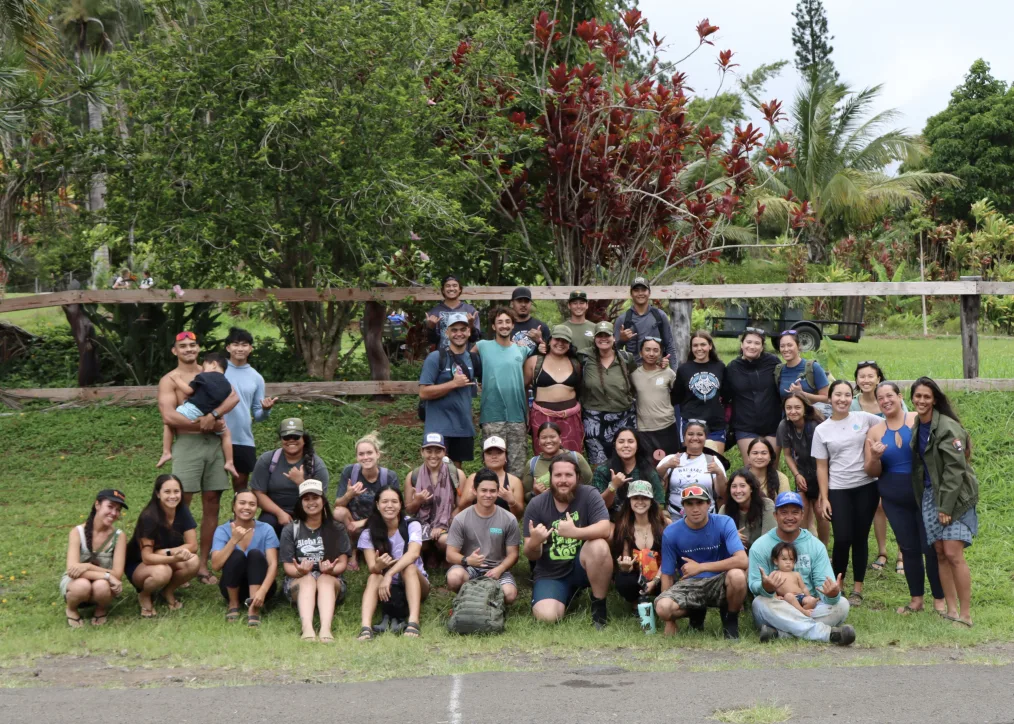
[623,306,672,356]
[350,464,389,489]
[774,358,818,391]
[446,577,506,635]
[528,450,579,480]
[418,349,482,422]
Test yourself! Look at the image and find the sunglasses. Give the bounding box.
[744,327,766,336]
[281,434,302,442]
[681,485,709,499]
[857,360,878,367]
[175,331,196,342]
[686,418,707,426]
[779,329,798,336]
[642,336,662,343]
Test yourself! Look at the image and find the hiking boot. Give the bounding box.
[721,609,740,640]
[591,595,608,630]
[687,608,706,631]
[829,625,856,646]
[758,625,778,643]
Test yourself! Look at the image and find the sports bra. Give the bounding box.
[535,359,580,389]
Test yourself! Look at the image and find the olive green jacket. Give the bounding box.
[910,410,978,519]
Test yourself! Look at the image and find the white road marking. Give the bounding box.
[448,673,463,724]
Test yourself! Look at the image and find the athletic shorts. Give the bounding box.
[443,436,475,463]
[734,430,771,443]
[231,445,258,475]
[531,560,589,606]
[656,572,727,610]
[450,565,517,590]
[171,433,230,493]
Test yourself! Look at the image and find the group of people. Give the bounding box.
[61,285,981,642]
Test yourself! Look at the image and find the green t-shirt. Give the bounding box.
[560,320,597,354]
[476,339,531,425]
[579,350,637,413]
[591,463,665,515]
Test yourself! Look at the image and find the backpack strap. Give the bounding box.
[804,359,816,390]
[533,354,546,388]
[648,306,672,355]
[268,448,283,474]
[379,467,389,488]
[529,456,539,479]
[350,463,362,487]
[569,450,578,465]
[618,351,635,399]
[773,362,784,386]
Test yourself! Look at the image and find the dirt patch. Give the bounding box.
[379,407,423,427]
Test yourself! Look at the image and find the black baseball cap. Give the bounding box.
[512,286,532,301]
[96,489,128,509]
[630,276,650,290]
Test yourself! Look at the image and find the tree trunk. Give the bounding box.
[288,300,351,380]
[363,301,391,401]
[62,303,102,387]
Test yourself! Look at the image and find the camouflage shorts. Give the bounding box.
[480,421,529,478]
[656,573,727,611]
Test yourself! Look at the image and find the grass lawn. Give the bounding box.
[1,381,1012,684]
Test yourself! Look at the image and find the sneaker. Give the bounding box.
[829,625,856,646]
[591,595,608,630]
[687,608,706,631]
[758,624,778,643]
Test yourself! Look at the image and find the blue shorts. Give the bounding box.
[531,560,590,606]
[176,401,205,421]
[680,418,727,444]
[734,430,768,442]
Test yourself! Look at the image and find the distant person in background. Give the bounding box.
[614,277,676,364]
[140,270,155,289]
[419,312,480,467]
[425,275,481,350]
[560,290,597,354]
[522,422,594,503]
[111,268,132,289]
[631,337,679,458]
[334,433,400,570]
[525,324,583,455]
[250,418,330,536]
[674,330,727,453]
[223,327,277,491]
[724,327,781,461]
[509,286,551,356]
[61,489,128,628]
[579,321,637,465]
[776,393,828,544]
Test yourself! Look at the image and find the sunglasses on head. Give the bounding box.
[744,327,766,336]
[175,331,196,342]
[686,418,707,426]
[281,434,302,442]
[857,360,878,367]
[779,329,797,336]
[681,485,708,498]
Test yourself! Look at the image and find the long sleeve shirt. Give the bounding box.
[223,361,270,447]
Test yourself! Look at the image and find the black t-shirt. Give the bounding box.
[724,353,781,435]
[522,485,609,581]
[188,371,233,416]
[126,505,198,564]
[510,317,551,355]
[674,359,727,430]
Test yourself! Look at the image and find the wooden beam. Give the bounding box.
[4,280,1014,313]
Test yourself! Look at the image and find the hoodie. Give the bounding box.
[748,527,840,604]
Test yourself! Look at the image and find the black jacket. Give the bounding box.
[724,353,781,436]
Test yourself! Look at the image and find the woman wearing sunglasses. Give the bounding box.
[250,418,330,536]
[775,330,830,417]
[724,327,781,461]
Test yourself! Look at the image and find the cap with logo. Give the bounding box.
[298,479,324,498]
[511,286,532,301]
[630,276,650,290]
[594,321,614,336]
[483,436,507,452]
[446,311,469,327]
[279,417,304,436]
[96,489,128,509]
[568,290,588,302]
[774,491,805,509]
[550,324,574,343]
[626,480,654,499]
[421,432,447,449]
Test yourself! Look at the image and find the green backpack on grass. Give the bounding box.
[446,577,506,635]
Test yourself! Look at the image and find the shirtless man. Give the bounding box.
[158,331,240,586]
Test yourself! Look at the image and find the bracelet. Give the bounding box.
[607,484,616,493]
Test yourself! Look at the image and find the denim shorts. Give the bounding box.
[531,560,590,606]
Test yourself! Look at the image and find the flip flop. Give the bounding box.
[197,572,218,586]
[847,591,864,606]
[870,555,887,571]
[896,605,923,615]
[90,613,109,627]
[896,560,905,574]
[300,633,317,642]
[944,615,973,628]
[226,607,241,622]
[318,633,334,643]
[140,607,157,619]
[66,613,84,628]
[165,598,184,611]
[247,614,261,628]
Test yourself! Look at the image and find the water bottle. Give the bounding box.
[637,600,656,634]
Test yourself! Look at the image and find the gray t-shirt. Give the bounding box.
[810,411,882,490]
[250,450,330,514]
[446,506,521,569]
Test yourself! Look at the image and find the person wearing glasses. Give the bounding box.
[724,327,781,461]
[674,330,727,453]
[654,486,748,639]
[157,331,240,587]
[631,336,680,458]
[579,321,638,465]
[775,330,830,416]
[250,417,330,537]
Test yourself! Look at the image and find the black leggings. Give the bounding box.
[614,571,643,604]
[827,481,880,584]
[218,548,276,601]
[258,511,287,539]
[878,472,944,600]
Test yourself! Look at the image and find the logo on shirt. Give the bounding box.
[489,527,503,536]
[688,372,720,401]
[584,330,593,337]
[548,511,580,561]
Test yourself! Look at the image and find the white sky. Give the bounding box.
[638,0,1014,136]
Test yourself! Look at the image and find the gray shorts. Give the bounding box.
[171,433,229,494]
[656,572,727,610]
[450,565,517,590]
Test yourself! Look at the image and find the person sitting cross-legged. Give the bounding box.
[522,453,613,629]
[748,492,855,645]
[654,485,747,639]
[446,469,521,605]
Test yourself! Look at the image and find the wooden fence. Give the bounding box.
[2,278,1010,402]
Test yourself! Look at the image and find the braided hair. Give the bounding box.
[301,433,317,480]
[83,505,98,552]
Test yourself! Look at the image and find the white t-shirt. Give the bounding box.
[659,452,717,518]
[810,411,882,490]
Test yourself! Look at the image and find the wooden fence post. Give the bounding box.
[959,275,982,380]
[668,283,692,364]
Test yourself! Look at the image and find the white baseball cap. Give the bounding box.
[483,436,507,452]
[298,479,324,498]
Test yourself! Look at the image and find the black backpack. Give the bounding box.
[418,349,482,422]
[623,306,672,356]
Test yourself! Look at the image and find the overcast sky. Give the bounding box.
[639,0,1014,136]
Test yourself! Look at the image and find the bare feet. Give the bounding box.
[197,571,218,586]
[163,594,183,611]
[663,620,678,636]
[156,452,172,468]
[318,631,334,643]
[139,592,157,618]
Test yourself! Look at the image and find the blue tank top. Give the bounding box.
[880,423,913,474]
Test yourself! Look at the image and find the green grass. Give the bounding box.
[711,703,793,724]
[1,385,1013,682]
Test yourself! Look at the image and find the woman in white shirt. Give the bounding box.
[656,420,728,519]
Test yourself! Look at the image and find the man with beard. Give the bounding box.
[158,331,240,586]
[509,287,551,356]
[748,492,855,645]
[425,275,481,350]
[474,308,542,477]
[522,454,612,628]
[419,313,479,466]
[654,486,747,639]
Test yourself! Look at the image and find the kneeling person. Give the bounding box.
[522,454,612,628]
[655,486,747,639]
[446,469,521,605]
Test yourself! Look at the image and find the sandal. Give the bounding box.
[140,607,157,619]
[403,621,421,638]
[896,560,905,575]
[66,613,84,629]
[847,591,864,607]
[226,608,241,623]
[165,598,184,611]
[247,614,261,628]
[944,615,973,628]
[357,626,374,641]
[300,632,317,642]
[870,555,887,571]
[197,572,218,586]
[318,633,334,643]
[896,604,923,615]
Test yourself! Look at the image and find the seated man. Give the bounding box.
[654,486,747,639]
[446,469,521,605]
[522,454,612,629]
[748,492,855,645]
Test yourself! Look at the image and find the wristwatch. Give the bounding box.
[104,572,111,581]
[211,410,221,419]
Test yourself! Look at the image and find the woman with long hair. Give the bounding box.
[864,382,945,616]
[61,490,128,627]
[250,418,330,535]
[718,469,775,550]
[909,377,978,627]
[611,481,666,604]
[631,337,680,458]
[522,422,593,502]
[814,380,883,606]
[279,479,351,642]
[579,322,638,465]
[656,420,728,518]
[724,328,781,461]
[525,325,584,454]
[125,474,200,617]
[674,330,727,453]
[334,432,400,571]
[746,437,790,501]
[358,487,430,640]
[591,428,665,518]
[776,392,828,543]
[458,437,525,517]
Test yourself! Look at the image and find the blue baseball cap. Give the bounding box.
[421,432,446,449]
[774,491,804,509]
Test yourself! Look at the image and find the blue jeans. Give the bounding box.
[751,595,850,642]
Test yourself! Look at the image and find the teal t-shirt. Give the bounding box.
[476,339,531,424]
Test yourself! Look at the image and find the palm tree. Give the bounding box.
[754,64,959,258]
